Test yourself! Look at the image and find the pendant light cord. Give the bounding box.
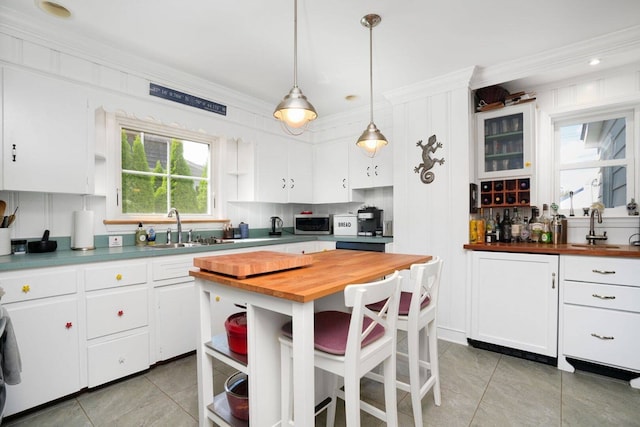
[368,23,374,123]
[293,0,298,88]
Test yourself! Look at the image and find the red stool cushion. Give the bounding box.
[367,291,430,316]
[281,310,385,355]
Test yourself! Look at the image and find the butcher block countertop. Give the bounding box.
[463,242,640,258]
[190,249,430,303]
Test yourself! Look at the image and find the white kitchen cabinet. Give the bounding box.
[476,102,535,180]
[83,261,150,387]
[469,251,558,357]
[313,139,351,203]
[559,255,640,388]
[1,67,93,194]
[348,139,393,189]
[152,255,198,361]
[0,267,81,416]
[255,135,313,203]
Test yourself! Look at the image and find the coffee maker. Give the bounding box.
[357,207,383,236]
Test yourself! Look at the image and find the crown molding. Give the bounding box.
[384,66,477,105]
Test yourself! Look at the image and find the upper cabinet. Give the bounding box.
[313,139,351,203]
[1,68,94,194]
[476,103,535,180]
[254,135,313,203]
[349,140,393,189]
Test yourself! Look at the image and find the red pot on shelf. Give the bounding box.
[225,312,247,354]
[225,371,249,420]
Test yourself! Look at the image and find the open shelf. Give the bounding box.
[205,334,248,373]
[208,394,249,427]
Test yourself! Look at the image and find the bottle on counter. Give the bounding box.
[476,210,485,244]
[520,216,530,242]
[135,222,147,246]
[469,217,478,244]
[540,204,552,243]
[494,212,501,242]
[529,207,542,243]
[485,208,495,243]
[500,209,512,243]
[511,207,522,242]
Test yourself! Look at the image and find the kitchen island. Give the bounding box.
[190,249,430,427]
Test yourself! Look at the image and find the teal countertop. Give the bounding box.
[0,234,393,272]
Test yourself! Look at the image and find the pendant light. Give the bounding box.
[356,14,388,157]
[273,0,317,135]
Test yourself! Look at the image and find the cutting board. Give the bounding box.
[194,250,313,279]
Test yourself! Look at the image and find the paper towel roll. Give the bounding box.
[72,210,95,250]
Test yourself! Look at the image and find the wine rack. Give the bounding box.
[480,178,530,208]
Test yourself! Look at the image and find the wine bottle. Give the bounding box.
[500,209,512,243]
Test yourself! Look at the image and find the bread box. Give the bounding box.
[333,214,357,236]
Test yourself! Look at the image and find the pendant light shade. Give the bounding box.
[356,14,388,157]
[274,0,317,134]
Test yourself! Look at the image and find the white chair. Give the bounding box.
[366,256,443,427]
[279,270,402,427]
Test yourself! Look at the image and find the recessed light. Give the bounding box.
[36,0,72,18]
[345,95,358,101]
[589,58,601,66]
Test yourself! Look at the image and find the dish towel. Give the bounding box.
[0,304,22,421]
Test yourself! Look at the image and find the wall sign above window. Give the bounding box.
[149,83,227,116]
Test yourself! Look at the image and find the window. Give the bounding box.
[114,116,216,218]
[554,110,635,215]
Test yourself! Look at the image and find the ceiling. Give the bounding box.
[2,0,640,118]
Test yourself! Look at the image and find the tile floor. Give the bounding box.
[3,339,640,426]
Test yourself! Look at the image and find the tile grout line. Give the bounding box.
[467,354,502,426]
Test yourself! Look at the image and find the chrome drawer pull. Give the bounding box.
[592,293,616,300]
[592,269,615,274]
[591,333,614,340]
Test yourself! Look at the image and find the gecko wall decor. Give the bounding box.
[414,134,445,184]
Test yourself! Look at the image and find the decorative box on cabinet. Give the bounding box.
[0,268,81,416]
[83,261,150,387]
[476,103,534,180]
[559,255,640,388]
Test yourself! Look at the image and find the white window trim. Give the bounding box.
[553,107,637,217]
[104,111,220,221]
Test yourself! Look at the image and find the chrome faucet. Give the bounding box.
[168,207,183,244]
[586,208,607,245]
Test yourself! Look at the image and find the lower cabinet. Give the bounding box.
[559,255,640,387]
[469,251,559,357]
[0,267,81,416]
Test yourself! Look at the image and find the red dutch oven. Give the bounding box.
[225,312,247,354]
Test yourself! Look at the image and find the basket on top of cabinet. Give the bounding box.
[480,178,530,208]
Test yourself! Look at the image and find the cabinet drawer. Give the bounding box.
[84,262,147,291]
[0,269,77,303]
[86,287,148,339]
[564,280,640,312]
[562,256,638,286]
[563,304,640,371]
[87,331,150,387]
[152,255,195,282]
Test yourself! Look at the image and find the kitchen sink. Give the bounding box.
[570,243,620,249]
[148,240,234,249]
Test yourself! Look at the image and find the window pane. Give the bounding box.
[559,166,626,210]
[559,118,626,164]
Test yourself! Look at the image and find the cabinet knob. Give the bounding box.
[366,166,371,177]
[65,322,73,329]
[119,357,125,364]
[116,273,123,281]
[117,310,124,317]
[22,284,30,293]
[215,296,221,302]
[374,165,379,176]
[290,178,295,189]
[12,144,17,162]
[282,178,287,189]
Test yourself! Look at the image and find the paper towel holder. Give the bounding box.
[71,209,95,251]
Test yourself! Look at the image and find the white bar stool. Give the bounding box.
[279,271,402,427]
[367,256,443,426]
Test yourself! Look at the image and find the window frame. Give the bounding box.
[553,108,636,217]
[106,113,219,221]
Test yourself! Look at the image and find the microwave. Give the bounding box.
[294,214,333,235]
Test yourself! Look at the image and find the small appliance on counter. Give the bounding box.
[294,214,332,235]
[357,207,383,236]
[333,214,357,236]
[269,216,283,236]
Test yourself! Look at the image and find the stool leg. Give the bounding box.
[383,354,399,427]
[408,324,423,426]
[428,320,441,406]
[343,373,361,427]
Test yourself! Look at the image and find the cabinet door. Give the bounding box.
[313,140,350,203]
[287,141,313,203]
[476,103,534,179]
[156,280,198,361]
[4,297,81,416]
[2,68,92,194]
[470,251,558,357]
[349,141,393,189]
[255,135,289,202]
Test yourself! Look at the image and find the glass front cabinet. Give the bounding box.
[476,103,535,180]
